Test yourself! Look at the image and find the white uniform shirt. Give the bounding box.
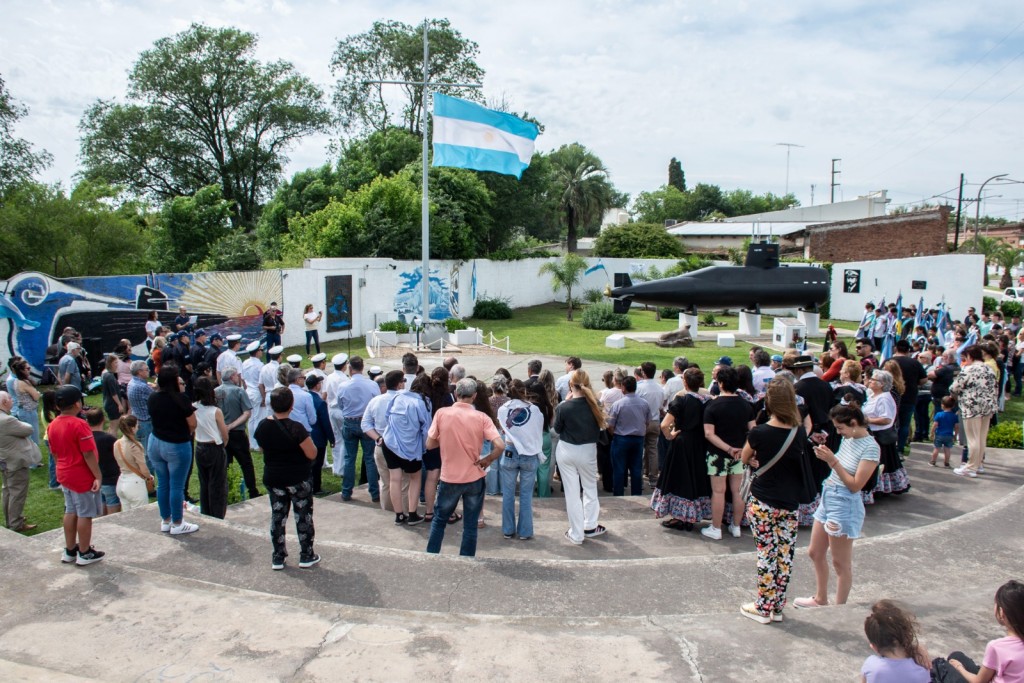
[216,349,242,380]
[258,360,280,406]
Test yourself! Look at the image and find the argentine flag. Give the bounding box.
[432,93,539,178]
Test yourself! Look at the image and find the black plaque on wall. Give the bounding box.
[325,275,352,331]
[911,280,927,290]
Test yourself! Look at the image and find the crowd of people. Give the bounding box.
[0,298,1020,675]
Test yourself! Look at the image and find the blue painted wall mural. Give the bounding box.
[393,267,455,322]
[1,270,283,374]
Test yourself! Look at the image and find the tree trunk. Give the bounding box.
[566,207,578,253]
[1001,268,1012,290]
[566,285,573,321]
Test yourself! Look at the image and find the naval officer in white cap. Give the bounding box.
[242,341,265,448]
[324,353,350,473]
[216,334,244,386]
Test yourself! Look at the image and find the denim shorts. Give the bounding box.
[813,482,866,539]
[933,434,954,448]
[100,483,121,507]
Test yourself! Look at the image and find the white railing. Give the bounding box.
[485,331,511,354]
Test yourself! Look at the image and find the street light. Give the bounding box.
[975,173,1008,241]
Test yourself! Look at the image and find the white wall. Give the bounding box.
[726,191,890,223]
[291,256,682,341]
[829,253,984,322]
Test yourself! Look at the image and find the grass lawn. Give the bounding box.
[465,302,855,369]
[17,390,354,537]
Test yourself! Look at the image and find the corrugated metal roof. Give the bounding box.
[666,221,819,237]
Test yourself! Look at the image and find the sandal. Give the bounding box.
[447,512,462,525]
[478,516,486,529]
[661,518,688,531]
[424,512,434,522]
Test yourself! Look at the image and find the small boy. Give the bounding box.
[85,408,120,515]
[49,385,105,565]
[930,396,959,468]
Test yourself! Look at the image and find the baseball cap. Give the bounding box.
[771,354,783,363]
[55,384,83,409]
[716,356,733,366]
[66,341,81,352]
[194,328,207,337]
[210,333,224,342]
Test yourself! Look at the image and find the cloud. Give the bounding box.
[1,0,1021,216]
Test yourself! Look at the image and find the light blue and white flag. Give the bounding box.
[432,94,539,178]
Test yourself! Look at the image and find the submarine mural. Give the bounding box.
[605,241,830,314]
[1,270,283,376]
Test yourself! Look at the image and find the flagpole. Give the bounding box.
[421,23,430,327]
[365,19,482,330]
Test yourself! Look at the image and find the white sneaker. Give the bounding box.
[170,521,199,535]
[953,466,977,478]
[184,502,200,514]
[700,526,722,540]
[728,524,742,538]
[977,466,986,474]
[160,521,171,532]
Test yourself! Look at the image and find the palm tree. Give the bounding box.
[994,244,1024,290]
[548,143,613,252]
[960,235,1001,287]
[539,253,588,320]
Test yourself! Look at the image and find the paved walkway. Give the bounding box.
[1,443,1021,681]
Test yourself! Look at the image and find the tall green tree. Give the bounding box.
[0,181,149,278]
[668,157,686,192]
[331,18,484,136]
[149,185,233,272]
[79,23,332,229]
[722,188,798,216]
[549,143,613,253]
[632,185,690,225]
[0,75,52,198]
[539,253,589,321]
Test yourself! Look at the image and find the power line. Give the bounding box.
[860,19,1024,159]
[873,78,1024,177]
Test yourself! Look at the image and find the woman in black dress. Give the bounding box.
[651,367,711,531]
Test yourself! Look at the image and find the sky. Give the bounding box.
[2,0,1024,220]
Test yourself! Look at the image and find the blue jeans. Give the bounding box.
[341,419,379,498]
[46,438,58,488]
[304,330,320,355]
[264,332,281,350]
[896,402,915,453]
[500,449,538,538]
[426,478,485,556]
[148,435,192,524]
[611,434,644,496]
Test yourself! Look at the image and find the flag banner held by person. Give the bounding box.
[432,94,539,178]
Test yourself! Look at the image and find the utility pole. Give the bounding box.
[810,184,816,206]
[776,142,803,196]
[830,159,841,203]
[364,20,482,324]
[954,172,965,250]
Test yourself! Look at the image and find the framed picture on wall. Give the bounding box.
[325,275,352,331]
[843,269,861,294]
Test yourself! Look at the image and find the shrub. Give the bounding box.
[983,295,998,314]
[583,288,604,304]
[227,462,243,504]
[444,317,468,333]
[987,420,1022,448]
[581,303,632,330]
[659,306,681,318]
[1000,300,1022,318]
[701,311,717,325]
[473,295,513,319]
[378,320,410,333]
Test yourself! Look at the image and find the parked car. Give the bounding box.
[1002,287,1024,303]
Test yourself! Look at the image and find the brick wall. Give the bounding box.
[806,207,950,263]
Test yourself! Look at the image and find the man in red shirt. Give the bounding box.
[49,385,104,566]
[425,378,504,557]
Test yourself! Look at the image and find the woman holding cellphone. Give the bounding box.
[794,404,880,609]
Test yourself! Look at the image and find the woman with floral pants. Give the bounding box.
[739,379,811,624]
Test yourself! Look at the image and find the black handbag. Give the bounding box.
[873,427,897,446]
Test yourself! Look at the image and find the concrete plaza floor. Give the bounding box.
[1,354,1020,681]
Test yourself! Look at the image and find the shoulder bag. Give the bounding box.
[740,427,797,502]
